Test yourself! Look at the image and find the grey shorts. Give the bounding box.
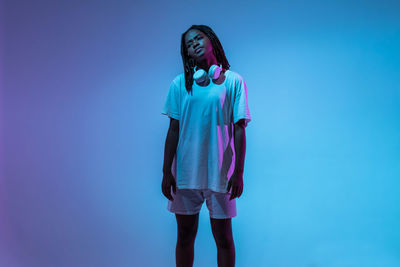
[167,188,237,219]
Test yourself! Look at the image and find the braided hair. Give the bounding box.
[180,25,230,95]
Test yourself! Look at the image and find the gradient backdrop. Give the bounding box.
[2,0,400,266]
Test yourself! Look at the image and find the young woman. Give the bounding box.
[161,24,251,267]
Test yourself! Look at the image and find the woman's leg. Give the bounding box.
[210,217,235,267]
[175,213,199,267]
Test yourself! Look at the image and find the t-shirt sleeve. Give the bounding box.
[233,75,251,127]
[161,80,180,120]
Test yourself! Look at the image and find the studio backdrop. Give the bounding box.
[1,0,400,266]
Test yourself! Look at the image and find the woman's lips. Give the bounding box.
[195,48,203,53]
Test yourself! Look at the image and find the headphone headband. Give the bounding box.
[193,64,223,84]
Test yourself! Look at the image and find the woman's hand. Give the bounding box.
[162,171,176,201]
[227,172,243,200]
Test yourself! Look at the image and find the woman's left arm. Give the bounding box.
[233,119,246,176]
[227,119,246,199]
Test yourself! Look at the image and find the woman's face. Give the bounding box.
[184,29,214,60]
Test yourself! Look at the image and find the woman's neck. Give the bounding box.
[196,56,218,72]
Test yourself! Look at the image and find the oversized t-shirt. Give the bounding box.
[161,69,251,193]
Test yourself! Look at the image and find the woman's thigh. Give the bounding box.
[175,213,200,244]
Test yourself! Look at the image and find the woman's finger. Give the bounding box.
[167,185,174,201]
[162,183,173,201]
[230,186,237,200]
[172,179,176,194]
[226,180,232,193]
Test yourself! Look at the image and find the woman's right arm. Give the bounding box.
[162,118,179,200]
[162,118,179,174]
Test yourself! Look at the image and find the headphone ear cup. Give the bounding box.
[208,64,222,80]
[193,67,207,84]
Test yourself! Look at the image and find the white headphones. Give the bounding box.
[193,64,223,84]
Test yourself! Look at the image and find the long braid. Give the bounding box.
[180,25,230,95]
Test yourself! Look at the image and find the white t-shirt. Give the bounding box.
[161,69,251,193]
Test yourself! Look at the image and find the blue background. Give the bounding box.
[1,0,400,266]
